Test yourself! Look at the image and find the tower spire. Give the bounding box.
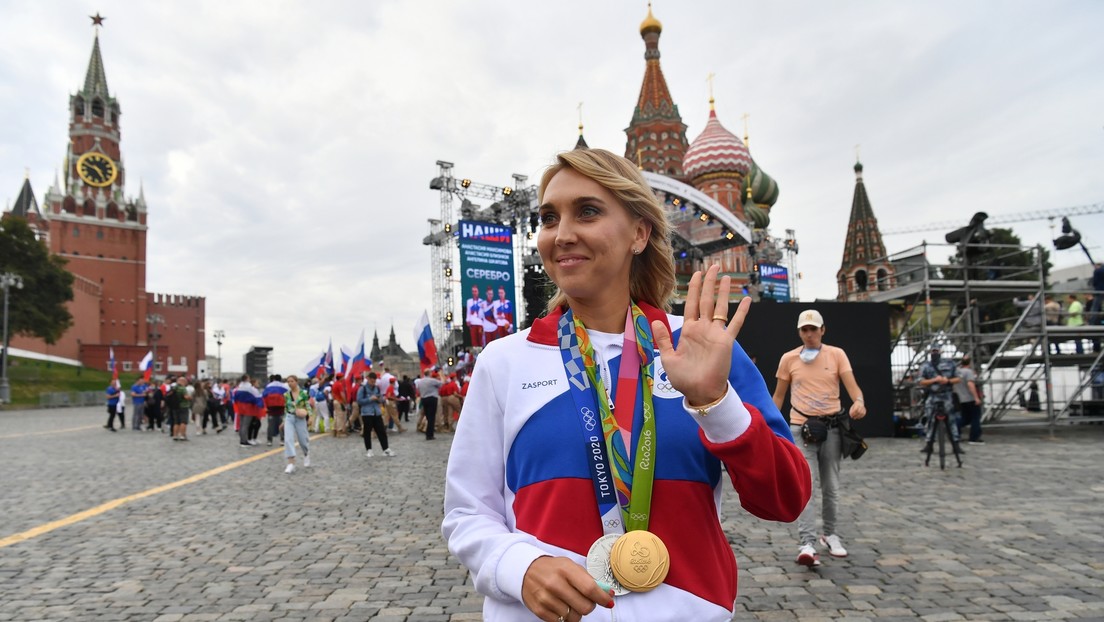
[625,2,689,177]
[836,159,892,300]
[83,32,110,97]
[574,101,589,149]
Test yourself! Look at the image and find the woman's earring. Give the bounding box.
[632,248,641,255]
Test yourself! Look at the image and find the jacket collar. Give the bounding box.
[527,301,671,346]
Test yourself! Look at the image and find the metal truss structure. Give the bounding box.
[426,163,539,359]
[874,238,1104,427]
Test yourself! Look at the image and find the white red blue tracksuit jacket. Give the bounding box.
[443,303,811,621]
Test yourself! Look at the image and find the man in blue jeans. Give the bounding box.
[773,309,867,567]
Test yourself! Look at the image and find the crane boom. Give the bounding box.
[882,202,1104,235]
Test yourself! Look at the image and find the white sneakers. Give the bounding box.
[285,457,310,472]
[366,450,374,458]
[383,448,396,457]
[797,535,848,566]
[796,543,820,567]
[819,534,848,558]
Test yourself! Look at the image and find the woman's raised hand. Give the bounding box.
[651,264,751,406]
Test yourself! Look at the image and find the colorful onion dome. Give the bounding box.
[640,4,662,36]
[746,202,770,229]
[683,107,751,180]
[744,159,779,207]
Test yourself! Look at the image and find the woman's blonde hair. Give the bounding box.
[538,148,675,312]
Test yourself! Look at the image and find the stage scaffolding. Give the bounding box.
[865,240,1104,427]
[426,163,539,361]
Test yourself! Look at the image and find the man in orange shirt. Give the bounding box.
[773,309,867,568]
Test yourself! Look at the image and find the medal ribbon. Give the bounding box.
[558,304,657,533]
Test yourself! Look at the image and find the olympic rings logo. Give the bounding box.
[581,407,597,431]
[629,512,648,521]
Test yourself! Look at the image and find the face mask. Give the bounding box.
[799,347,821,363]
[931,353,941,365]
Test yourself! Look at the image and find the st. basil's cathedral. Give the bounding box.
[582,5,891,302]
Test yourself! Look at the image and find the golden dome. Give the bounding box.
[640,3,662,36]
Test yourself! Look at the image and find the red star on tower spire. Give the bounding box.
[90,13,106,28]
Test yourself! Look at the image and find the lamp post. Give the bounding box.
[213,329,225,378]
[1053,216,1095,265]
[1,272,25,404]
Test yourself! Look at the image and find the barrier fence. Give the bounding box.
[38,392,105,408]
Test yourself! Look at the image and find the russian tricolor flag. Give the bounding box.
[414,310,438,372]
[301,351,326,379]
[347,330,370,380]
[340,345,352,377]
[138,350,154,382]
[323,340,335,379]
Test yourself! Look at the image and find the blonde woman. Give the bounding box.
[443,149,810,621]
[282,375,312,474]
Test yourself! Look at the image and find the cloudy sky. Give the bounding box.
[2,1,1101,373]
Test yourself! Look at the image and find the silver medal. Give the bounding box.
[586,534,630,596]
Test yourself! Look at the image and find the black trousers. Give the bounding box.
[362,415,389,451]
[202,408,220,430]
[422,397,438,440]
[397,400,411,422]
[146,404,163,429]
[105,404,124,429]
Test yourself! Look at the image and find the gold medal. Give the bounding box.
[609,530,669,592]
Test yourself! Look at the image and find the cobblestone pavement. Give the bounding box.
[0,407,1102,621]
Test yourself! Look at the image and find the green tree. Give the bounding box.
[945,227,1051,333]
[0,217,74,343]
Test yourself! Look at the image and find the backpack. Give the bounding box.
[165,386,183,410]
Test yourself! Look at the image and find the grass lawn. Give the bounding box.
[1,356,118,409]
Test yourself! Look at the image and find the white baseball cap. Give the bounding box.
[797,309,824,329]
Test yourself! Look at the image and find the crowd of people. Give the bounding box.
[1014,289,1102,354]
[103,366,473,472]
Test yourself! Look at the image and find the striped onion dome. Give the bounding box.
[746,202,770,229]
[683,108,751,180]
[744,159,779,207]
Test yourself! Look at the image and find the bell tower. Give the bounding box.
[837,159,894,300]
[43,14,149,347]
